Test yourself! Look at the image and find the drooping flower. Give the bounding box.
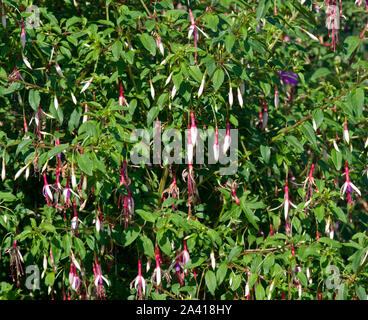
[340,160,361,197]
[5,239,24,282]
[343,119,349,144]
[80,76,94,93]
[93,258,109,299]
[237,86,243,107]
[130,259,146,300]
[43,174,53,204]
[151,247,162,287]
[21,23,26,48]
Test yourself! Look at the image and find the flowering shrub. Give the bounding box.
[0,0,368,300]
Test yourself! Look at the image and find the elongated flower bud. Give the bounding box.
[22,52,32,69]
[274,88,279,108]
[165,72,173,87]
[171,85,177,99]
[2,8,6,29]
[80,76,94,93]
[14,163,28,180]
[21,24,26,48]
[83,104,88,123]
[223,121,231,154]
[344,120,349,144]
[210,250,216,270]
[54,95,59,110]
[55,62,64,78]
[262,107,268,129]
[213,126,219,162]
[71,92,77,105]
[150,80,155,99]
[228,84,233,107]
[333,139,340,152]
[237,87,243,107]
[187,127,193,165]
[155,34,164,56]
[190,109,197,147]
[198,73,205,97]
[1,156,5,181]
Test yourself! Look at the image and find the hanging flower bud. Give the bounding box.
[155,33,164,56]
[223,121,231,154]
[71,92,77,105]
[22,52,32,69]
[187,126,193,165]
[25,166,30,181]
[171,85,177,99]
[54,95,59,110]
[154,248,162,286]
[344,119,349,144]
[237,86,243,107]
[83,104,88,123]
[165,72,173,87]
[190,109,197,147]
[213,125,219,163]
[182,240,190,266]
[198,73,205,97]
[262,106,268,130]
[210,250,216,270]
[55,62,64,78]
[274,88,279,108]
[228,84,233,107]
[68,263,74,286]
[71,165,77,189]
[80,76,94,94]
[150,80,155,99]
[21,23,26,48]
[82,175,87,191]
[1,155,5,181]
[333,139,340,152]
[2,8,6,29]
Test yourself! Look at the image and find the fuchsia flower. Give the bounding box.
[343,119,349,144]
[43,174,53,204]
[151,247,162,287]
[187,125,194,165]
[93,258,109,299]
[218,180,240,205]
[280,72,298,86]
[271,179,297,222]
[303,163,317,205]
[5,239,24,282]
[187,9,208,63]
[341,160,361,199]
[130,259,146,300]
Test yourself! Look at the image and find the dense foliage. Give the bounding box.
[1,0,368,300]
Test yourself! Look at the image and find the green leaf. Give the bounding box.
[0,192,17,202]
[356,285,367,300]
[147,107,159,126]
[301,123,318,150]
[16,138,32,156]
[285,135,304,152]
[74,237,86,259]
[45,272,55,287]
[343,36,360,60]
[29,89,40,111]
[47,144,68,159]
[112,40,122,61]
[136,209,156,223]
[205,270,217,296]
[216,263,228,286]
[255,283,265,300]
[225,35,236,53]
[139,34,156,56]
[121,226,141,246]
[212,69,224,91]
[310,68,331,81]
[330,149,342,171]
[228,246,242,262]
[39,222,56,233]
[76,153,93,176]
[260,145,271,164]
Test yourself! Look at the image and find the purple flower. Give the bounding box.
[280,72,298,86]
